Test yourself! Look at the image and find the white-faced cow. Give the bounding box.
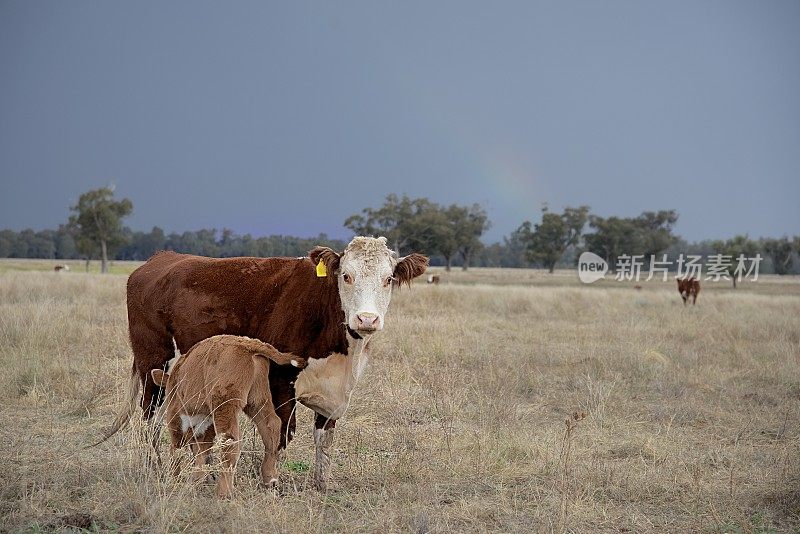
[99,236,428,489]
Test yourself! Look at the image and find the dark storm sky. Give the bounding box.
[1,1,798,242]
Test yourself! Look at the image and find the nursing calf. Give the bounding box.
[150,335,304,498]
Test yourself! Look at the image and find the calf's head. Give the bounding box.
[310,236,428,335]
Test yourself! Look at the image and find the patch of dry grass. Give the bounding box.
[1,267,799,532]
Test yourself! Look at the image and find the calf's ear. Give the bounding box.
[393,253,429,287]
[309,246,341,274]
[151,369,167,387]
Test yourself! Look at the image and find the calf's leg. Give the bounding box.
[189,428,216,484]
[246,405,282,488]
[164,417,185,478]
[313,413,336,491]
[212,404,242,498]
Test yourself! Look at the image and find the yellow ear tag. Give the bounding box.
[316,261,327,277]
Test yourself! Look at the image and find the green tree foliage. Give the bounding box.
[583,210,678,270]
[344,194,443,255]
[453,203,490,271]
[763,237,794,275]
[710,235,759,288]
[68,187,133,273]
[344,196,491,271]
[518,206,589,273]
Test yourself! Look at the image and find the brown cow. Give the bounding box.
[100,236,428,490]
[54,264,70,272]
[677,277,700,305]
[150,334,304,498]
[426,274,440,284]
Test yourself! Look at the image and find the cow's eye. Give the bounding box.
[343,273,354,284]
[384,276,394,287]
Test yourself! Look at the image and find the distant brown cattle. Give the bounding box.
[677,277,700,305]
[151,335,305,497]
[54,264,70,272]
[99,236,428,489]
[427,274,440,284]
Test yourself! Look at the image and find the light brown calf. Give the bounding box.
[151,334,305,498]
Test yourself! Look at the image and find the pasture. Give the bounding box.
[1,261,798,532]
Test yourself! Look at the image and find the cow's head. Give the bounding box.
[310,236,428,335]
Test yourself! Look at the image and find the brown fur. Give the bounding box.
[677,277,700,305]
[152,335,305,497]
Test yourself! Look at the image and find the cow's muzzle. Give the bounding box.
[355,312,382,333]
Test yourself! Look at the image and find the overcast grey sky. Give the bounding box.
[1,1,798,243]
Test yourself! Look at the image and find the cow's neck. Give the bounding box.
[346,326,362,340]
[345,330,371,382]
[345,329,370,356]
[253,263,348,358]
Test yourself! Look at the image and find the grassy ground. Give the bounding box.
[1,263,798,532]
[0,259,141,276]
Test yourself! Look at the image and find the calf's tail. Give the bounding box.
[88,368,140,447]
[245,338,307,368]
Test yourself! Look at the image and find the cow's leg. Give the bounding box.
[128,322,173,421]
[213,404,242,499]
[247,405,282,488]
[269,366,297,450]
[692,292,697,305]
[313,413,336,491]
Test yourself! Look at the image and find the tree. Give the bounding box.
[344,194,441,255]
[583,210,678,271]
[68,187,133,273]
[763,238,794,275]
[452,203,490,271]
[344,194,406,254]
[55,225,77,259]
[583,216,638,270]
[519,205,589,273]
[637,210,679,259]
[0,230,12,257]
[406,204,455,268]
[710,235,758,289]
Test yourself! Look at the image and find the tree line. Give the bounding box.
[1,188,798,275]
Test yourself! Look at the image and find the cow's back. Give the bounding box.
[127,251,347,364]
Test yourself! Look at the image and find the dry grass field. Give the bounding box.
[1,261,799,532]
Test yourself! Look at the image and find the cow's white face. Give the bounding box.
[309,236,428,336]
[338,237,395,333]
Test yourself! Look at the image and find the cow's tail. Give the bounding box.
[88,368,140,447]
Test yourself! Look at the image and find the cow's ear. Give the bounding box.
[151,369,167,387]
[393,253,429,287]
[309,246,341,274]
